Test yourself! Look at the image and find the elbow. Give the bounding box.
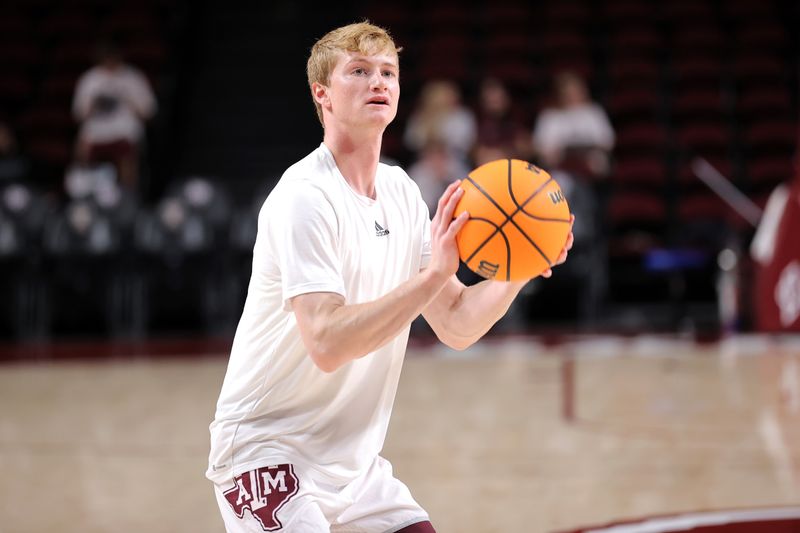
[432,320,478,351]
[439,334,475,352]
[448,340,474,351]
[311,357,339,373]
[307,342,343,373]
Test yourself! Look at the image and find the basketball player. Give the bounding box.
[207,22,574,532]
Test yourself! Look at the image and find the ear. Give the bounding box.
[312,82,330,109]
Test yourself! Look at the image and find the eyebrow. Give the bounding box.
[345,56,398,69]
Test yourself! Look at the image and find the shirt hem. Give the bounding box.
[208,453,363,489]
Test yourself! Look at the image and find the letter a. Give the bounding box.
[235,478,252,505]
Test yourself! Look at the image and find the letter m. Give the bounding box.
[262,470,287,494]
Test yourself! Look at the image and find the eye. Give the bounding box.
[382,70,396,78]
[352,67,366,75]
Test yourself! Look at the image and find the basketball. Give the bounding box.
[453,159,571,281]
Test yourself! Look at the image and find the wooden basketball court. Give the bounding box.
[1,335,798,532]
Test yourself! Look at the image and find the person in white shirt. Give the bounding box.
[532,70,615,174]
[72,40,156,192]
[531,71,611,251]
[207,22,573,533]
[403,80,477,166]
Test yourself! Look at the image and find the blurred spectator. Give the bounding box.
[473,78,531,166]
[0,122,30,182]
[530,71,614,252]
[532,70,614,177]
[72,39,156,193]
[750,147,800,332]
[403,80,476,165]
[407,140,471,214]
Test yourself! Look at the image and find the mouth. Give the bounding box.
[367,98,390,106]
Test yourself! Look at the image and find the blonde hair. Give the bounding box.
[306,21,401,125]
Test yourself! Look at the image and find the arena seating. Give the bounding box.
[0,0,796,337]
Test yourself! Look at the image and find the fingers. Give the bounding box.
[441,185,464,226]
[446,211,469,237]
[433,183,464,239]
[433,180,462,224]
[554,216,576,266]
[555,231,574,265]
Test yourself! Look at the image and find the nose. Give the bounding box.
[370,71,387,91]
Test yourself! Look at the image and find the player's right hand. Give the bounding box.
[428,180,469,281]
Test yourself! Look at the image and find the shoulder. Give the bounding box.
[535,107,562,125]
[260,179,337,241]
[266,147,338,214]
[76,67,103,86]
[277,146,335,194]
[121,64,150,81]
[584,102,608,116]
[454,106,476,122]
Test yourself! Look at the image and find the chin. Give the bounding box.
[376,109,398,125]
[363,113,394,128]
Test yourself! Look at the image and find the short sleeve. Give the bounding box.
[268,185,346,311]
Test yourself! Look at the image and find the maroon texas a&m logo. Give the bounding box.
[223,464,299,531]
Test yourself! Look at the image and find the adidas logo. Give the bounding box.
[374,221,390,237]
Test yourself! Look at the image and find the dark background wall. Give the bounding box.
[0,0,797,340]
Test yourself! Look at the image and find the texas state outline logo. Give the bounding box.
[223,464,299,531]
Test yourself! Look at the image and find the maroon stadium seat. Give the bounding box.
[612,158,668,188]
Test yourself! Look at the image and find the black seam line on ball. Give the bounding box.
[516,213,572,223]
[463,217,512,280]
[464,174,512,220]
[508,160,571,223]
[465,175,555,266]
[507,159,519,209]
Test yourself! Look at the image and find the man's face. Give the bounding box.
[560,79,587,107]
[316,50,400,130]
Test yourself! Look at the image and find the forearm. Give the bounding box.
[298,269,448,371]
[429,279,527,349]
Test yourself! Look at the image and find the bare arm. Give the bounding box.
[291,181,469,373]
[292,269,448,372]
[422,276,526,350]
[423,216,575,350]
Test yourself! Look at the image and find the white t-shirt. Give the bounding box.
[207,143,432,487]
[72,64,156,144]
[532,103,615,155]
[403,108,477,161]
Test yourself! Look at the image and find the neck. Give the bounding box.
[323,123,383,199]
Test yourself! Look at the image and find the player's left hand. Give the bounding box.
[540,214,575,279]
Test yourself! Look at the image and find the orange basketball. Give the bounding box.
[454,159,571,281]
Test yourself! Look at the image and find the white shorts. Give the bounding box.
[213,456,429,533]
